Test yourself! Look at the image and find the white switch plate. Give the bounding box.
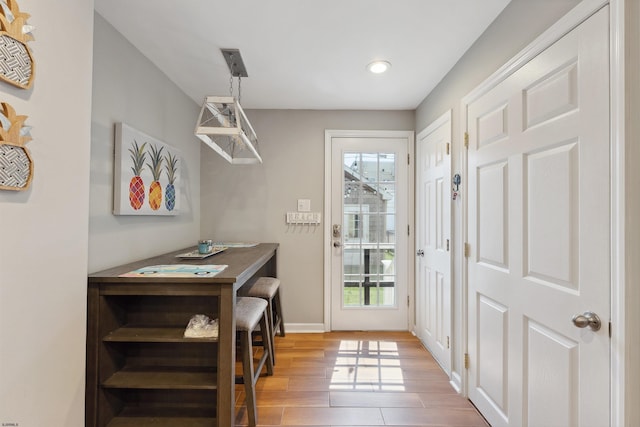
[297,199,311,212]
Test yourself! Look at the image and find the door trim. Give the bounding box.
[459,1,626,425]
[324,129,415,331]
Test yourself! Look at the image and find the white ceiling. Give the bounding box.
[94,0,511,110]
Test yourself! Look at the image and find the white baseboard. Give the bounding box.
[283,323,326,333]
[450,371,462,394]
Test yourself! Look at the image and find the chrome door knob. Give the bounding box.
[572,311,601,331]
[333,241,342,248]
[416,249,424,257]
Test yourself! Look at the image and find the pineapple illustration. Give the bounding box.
[0,0,35,89]
[128,140,147,210]
[164,151,178,211]
[147,144,164,210]
[0,102,32,191]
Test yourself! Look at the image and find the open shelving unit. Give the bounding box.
[89,293,221,426]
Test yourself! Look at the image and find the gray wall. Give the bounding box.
[89,14,202,272]
[0,1,94,425]
[625,0,640,422]
[200,110,414,325]
[414,0,580,388]
[416,0,581,130]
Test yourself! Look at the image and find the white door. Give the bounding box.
[328,132,411,330]
[466,7,610,427]
[416,111,452,374]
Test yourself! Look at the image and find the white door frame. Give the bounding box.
[324,129,415,331]
[458,1,628,425]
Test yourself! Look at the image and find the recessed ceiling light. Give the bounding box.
[367,60,391,74]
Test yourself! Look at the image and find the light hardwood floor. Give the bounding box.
[235,331,489,426]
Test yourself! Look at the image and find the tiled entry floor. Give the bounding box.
[235,331,489,426]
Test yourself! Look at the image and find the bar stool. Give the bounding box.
[246,277,285,363]
[235,296,274,427]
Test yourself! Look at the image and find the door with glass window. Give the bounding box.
[328,132,410,330]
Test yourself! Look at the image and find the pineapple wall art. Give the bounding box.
[0,101,32,191]
[114,123,181,216]
[0,0,35,89]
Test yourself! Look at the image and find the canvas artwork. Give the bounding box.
[114,122,181,216]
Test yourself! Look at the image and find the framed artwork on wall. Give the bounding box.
[113,122,181,216]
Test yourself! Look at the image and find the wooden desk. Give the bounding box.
[85,243,278,427]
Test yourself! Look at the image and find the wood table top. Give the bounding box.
[88,243,279,287]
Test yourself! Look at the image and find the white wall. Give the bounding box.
[0,1,94,426]
[89,14,201,273]
[200,110,414,326]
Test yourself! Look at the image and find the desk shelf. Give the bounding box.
[92,294,220,426]
[104,326,218,343]
[107,406,216,427]
[103,366,218,390]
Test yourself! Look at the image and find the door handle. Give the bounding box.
[416,249,424,257]
[333,241,342,248]
[572,311,601,331]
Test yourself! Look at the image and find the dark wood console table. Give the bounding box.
[85,243,278,426]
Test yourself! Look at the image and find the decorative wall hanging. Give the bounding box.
[0,0,34,89]
[0,101,32,191]
[113,122,181,216]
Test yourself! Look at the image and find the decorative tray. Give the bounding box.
[175,247,227,259]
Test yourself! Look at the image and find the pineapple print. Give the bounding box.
[147,144,164,210]
[0,0,34,89]
[128,140,147,210]
[0,102,32,191]
[164,151,178,211]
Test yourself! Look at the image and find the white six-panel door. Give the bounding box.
[466,6,610,427]
[416,111,452,374]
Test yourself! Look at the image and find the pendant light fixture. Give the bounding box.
[195,48,262,164]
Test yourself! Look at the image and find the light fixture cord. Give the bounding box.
[228,53,235,97]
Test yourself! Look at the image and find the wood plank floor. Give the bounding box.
[234,331,489,426]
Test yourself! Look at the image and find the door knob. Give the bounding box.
[416,249,424,257]
[572,311,601,331]
[333,241,342,248]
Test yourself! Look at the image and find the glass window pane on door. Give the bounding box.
[342,152,397,308]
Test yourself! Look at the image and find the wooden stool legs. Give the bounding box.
[236,297,274,427]
[271,286,285,338]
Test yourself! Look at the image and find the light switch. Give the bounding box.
[297,199,311,212]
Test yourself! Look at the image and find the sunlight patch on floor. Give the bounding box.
[329,340,406,391]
